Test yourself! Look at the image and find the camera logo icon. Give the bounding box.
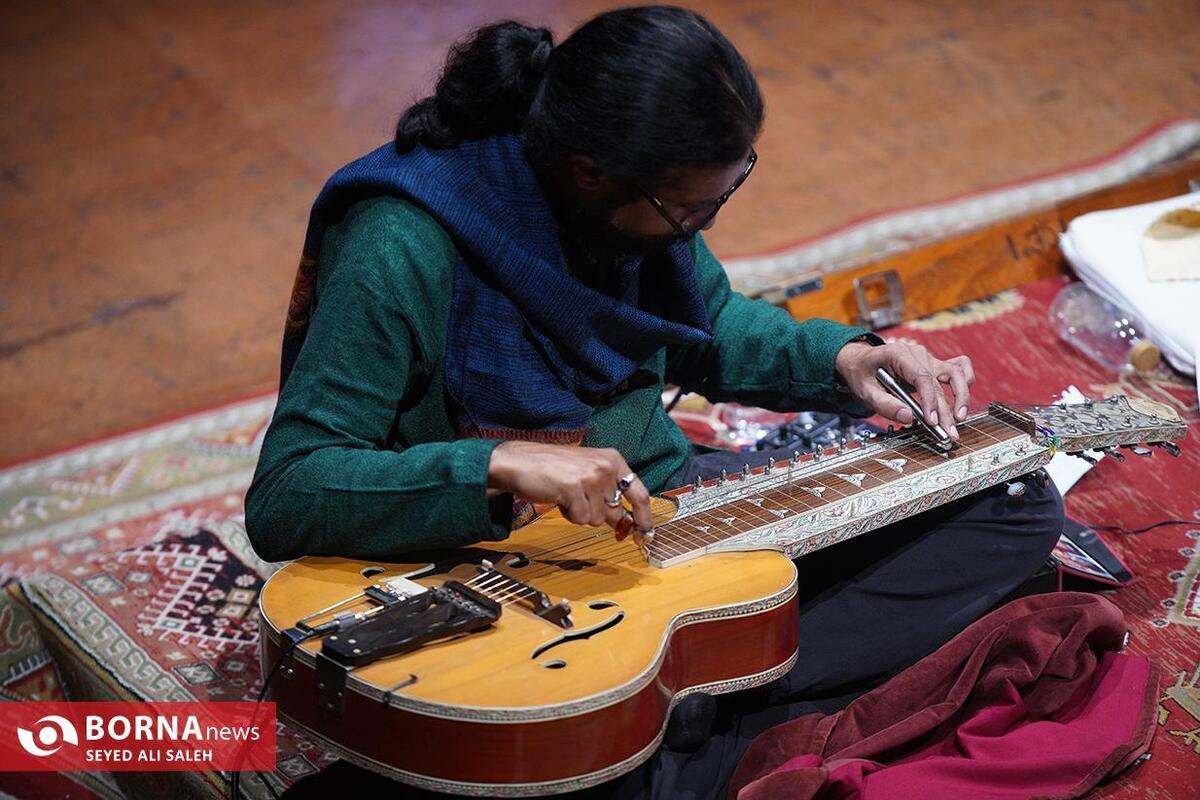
[16,715,79,757]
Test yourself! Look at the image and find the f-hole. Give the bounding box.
[530,611,625,660]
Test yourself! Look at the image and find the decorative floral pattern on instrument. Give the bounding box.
[647,395,1186,568]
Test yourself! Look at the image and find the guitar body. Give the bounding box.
[258,497,798,796]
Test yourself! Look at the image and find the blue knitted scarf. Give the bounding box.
[282,135,714,440]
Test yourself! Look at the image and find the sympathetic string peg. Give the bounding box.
[1031,468,1051,488]
[792,451,801,465]
[766,457,775,474]
[1126,444,1153,457]
[718,469,727,485]
[1154,441,1181,457]
[813,449,822,462]
[1072,451,1101,465]
[693,476,703,492]
[1101,447,1125,462]
[1005,481,1027,497]
[741,463,751,479]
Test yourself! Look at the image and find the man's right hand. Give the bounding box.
[486,441,654,545]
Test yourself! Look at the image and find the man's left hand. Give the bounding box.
[834,340,975,440]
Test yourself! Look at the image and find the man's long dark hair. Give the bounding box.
[394,5,763,187]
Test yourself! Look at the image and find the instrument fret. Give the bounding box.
[647,415,1028,563]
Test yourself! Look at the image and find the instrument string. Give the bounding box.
[464,573,533,607]
[469,417,1021,595]
[501,420,1001,579]
[327,418,1025,624]
[305,418,1021,623]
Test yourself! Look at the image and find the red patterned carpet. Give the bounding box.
[882,277,1200,798]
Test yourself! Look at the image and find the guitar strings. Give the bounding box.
[461,417,1016,602]
[340,415,1068,622]
[305,413,1011,622]
[509,417,1007,578]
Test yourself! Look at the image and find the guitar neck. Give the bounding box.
[647,411,1044,567]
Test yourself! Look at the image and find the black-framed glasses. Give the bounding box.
[638,148,757,237]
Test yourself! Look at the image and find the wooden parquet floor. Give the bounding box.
[2,0,1199,464]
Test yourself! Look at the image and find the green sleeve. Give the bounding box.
[244,201,508,563]
[665,234,873,414]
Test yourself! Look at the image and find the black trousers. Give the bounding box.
[280,445,1064,800]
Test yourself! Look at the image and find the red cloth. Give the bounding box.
[729,593,1159,800]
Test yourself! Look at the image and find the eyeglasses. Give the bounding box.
[638,148,757,237]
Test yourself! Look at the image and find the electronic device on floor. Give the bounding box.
[1052,518,1134,588]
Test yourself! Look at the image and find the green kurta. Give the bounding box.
[245,197,869,562]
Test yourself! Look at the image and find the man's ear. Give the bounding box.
[568,155,616,194]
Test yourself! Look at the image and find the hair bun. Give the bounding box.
[529,37,553,75]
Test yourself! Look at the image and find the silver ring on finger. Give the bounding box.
[617,472,638,492]
[605,489,623,508]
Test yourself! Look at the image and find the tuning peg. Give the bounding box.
[1031,468,1051,488]
[1071,451,1101,465]
[1100,447,1125,462]
[1124,444,1153,457]
[1154,441,1181,457]
[1005,481,1027,497]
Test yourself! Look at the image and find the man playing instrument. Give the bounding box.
[247,6,1062,798]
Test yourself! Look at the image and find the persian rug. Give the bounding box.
[0,400,326,799]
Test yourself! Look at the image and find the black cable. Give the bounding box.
[663,386,685,413]
[230,633,312,800]
[1083,519,1196,536]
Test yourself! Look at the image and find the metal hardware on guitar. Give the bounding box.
[875,367,954,451]
[315,581,502,716]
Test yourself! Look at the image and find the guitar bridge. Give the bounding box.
[315,581,501,716]
[477,561,573,628]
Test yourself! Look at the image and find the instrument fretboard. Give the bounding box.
[646,414,1032,566]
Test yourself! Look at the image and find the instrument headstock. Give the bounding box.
[992,394,1186,455]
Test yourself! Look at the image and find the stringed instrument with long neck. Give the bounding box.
[257,395,1185,797]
